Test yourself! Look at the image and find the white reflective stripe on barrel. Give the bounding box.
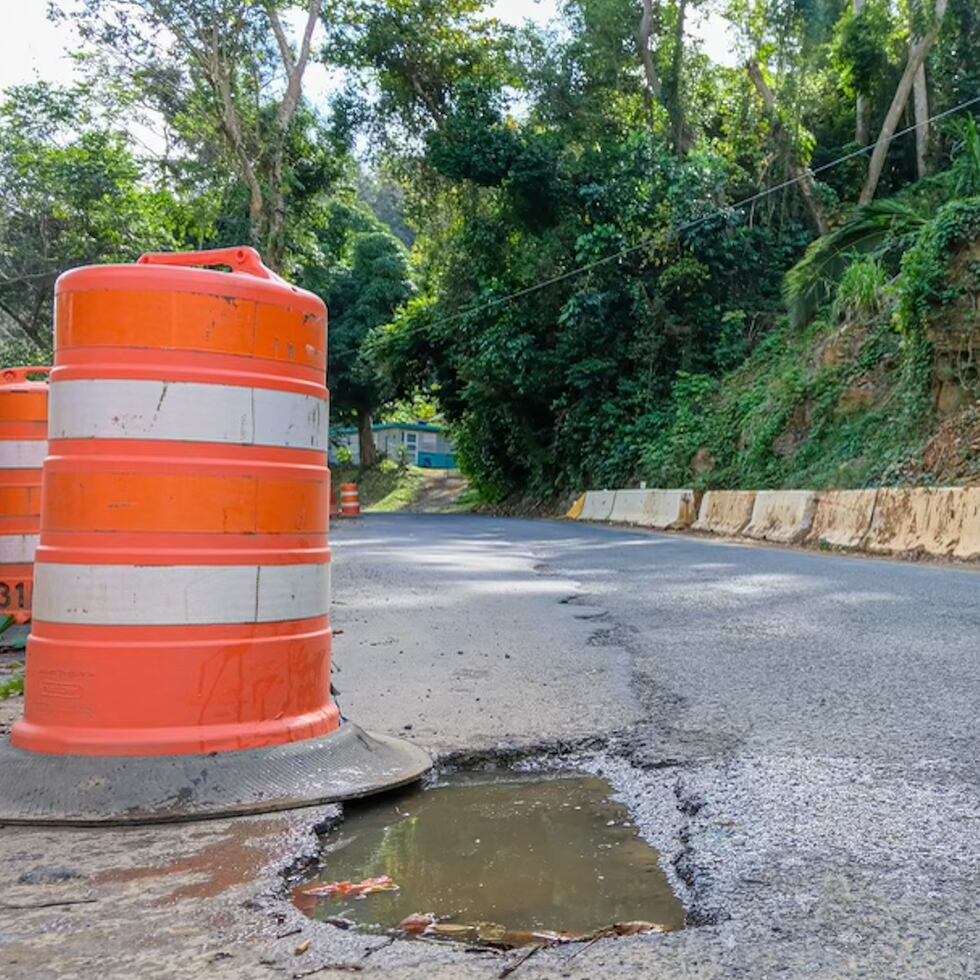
[49,380,328,450]
[0,441,47,469]
[0,535,40,564]
[33,562,330,626]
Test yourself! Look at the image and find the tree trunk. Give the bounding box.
[746,60,830,236]
[859,0,948,205]
[265,181,287,273]
[265,0,321,131]
[913,62,929,178]
[357,411,377,469]
[853,0,869,144]
[669,0,689,154]
[856,93,870,145]
[204,45,266,246]
[637,0,662,104]
[262,0,322,270]
[0,296,47,349]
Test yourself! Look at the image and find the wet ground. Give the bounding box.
[1,513,979,978]
[295,771,685,942]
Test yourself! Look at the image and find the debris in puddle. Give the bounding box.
[299,876,399,899]
[603,920,667,937]
[392,917,666,948]
[295,770,685,947]
[397,913,437,934]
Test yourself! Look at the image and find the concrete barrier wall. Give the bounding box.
[693,491,757,535]
[603,489,701,528]
[953,488,980,561]
[865,488,964,557]
[571,484,978,563]
[579,490,616,522]
[806,489,879,549]
[644,489,701,529]
[566,494,586,520]
[608,489,653,525]
[744,490,819,543]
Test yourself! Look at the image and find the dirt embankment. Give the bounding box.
[397,470,470,513]
[331,463,470,513]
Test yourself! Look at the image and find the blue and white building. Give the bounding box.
[329,421,457,469]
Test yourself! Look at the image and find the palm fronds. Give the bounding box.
[783,200,927,329]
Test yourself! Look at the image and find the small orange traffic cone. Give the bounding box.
[340,482,361,517]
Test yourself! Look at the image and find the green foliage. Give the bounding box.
[0,668,24,700]
[346,0,977,501]
[830,0,896,98]
[783,201,927,329]
[833,256,890,323]
[948,117,980,197]
[641,372,718,487]
[0,339,49,370]
[638,195,980,492]
[4,0,976,506]
[896,197,980,334]
[61,0,355,272]
[372,124,808,498]
[427,83,520,186]
[322,0,515,141]
[368,467,428,511]
[0,83,183,349]
[894,196,980,417]
[330,459,425,510]
[302,202,413,426]
[382,394,440,423]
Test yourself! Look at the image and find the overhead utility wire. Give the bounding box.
[326,92,980,363]
[409,92,980,333]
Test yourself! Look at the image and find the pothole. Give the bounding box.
[292,769,686,948]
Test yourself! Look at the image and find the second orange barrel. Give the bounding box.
[340,483,361,516]
[0,367,50,624]
[13,247,339,757]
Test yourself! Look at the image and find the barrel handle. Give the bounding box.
[1,366,51,385]
[136,246,284,283]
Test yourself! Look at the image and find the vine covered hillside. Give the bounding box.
[641,194,980,491]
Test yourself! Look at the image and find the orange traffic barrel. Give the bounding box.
[0,367,50,625]
[340,482,361,516]
[0,247,429,825]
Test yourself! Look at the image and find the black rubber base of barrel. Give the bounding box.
[0,722,432,826]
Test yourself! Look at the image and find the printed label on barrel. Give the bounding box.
[0,580,30,611]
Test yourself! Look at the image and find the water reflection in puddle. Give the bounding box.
[295,771,685,945]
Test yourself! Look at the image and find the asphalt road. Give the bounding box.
[1,513,978,979]
[329,514,980,978]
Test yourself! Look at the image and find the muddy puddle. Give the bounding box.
[294,770,685,946]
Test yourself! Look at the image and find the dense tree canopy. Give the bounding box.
[1,0,977,494]
[301,200,412,463]
[0,83,181,347]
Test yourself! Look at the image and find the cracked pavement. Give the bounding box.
[1,513,979,978]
